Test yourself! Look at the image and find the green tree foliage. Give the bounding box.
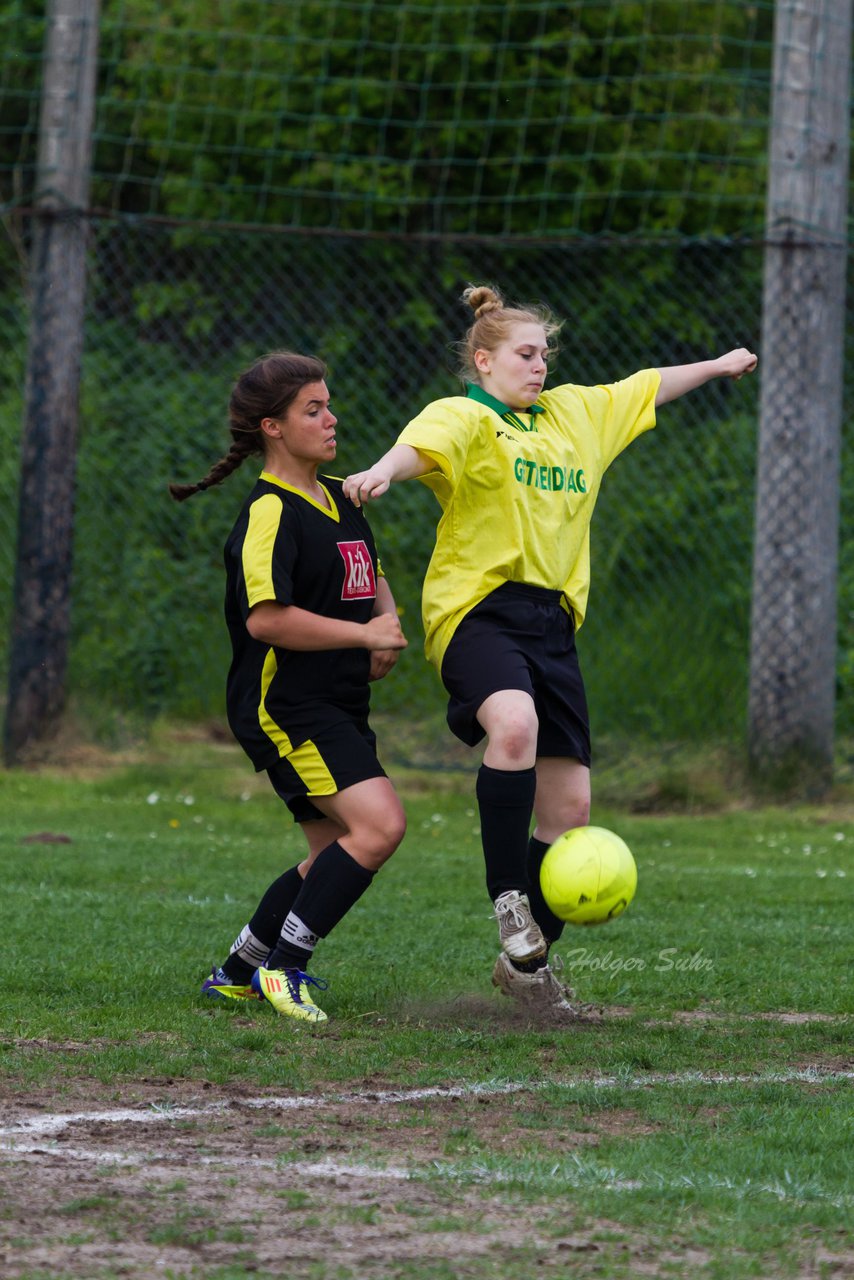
[5,1,854,747]
[2,0,774,238]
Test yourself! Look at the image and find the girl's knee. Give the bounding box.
[570,796,591,829]
[380,806,407,859]
[535,789,591,845]
[361,804,407,869]
[546,795,591,835]
[488,713,539,767]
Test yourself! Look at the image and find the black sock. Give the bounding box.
[248,865,304,943]
[476,764,537,901]
[526,835,565,944]
[510,954,549,973]
[221,865,303,983]
[266,841,375,971]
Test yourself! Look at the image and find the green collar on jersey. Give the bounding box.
[465,382,545,434]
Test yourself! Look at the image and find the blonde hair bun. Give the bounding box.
[461,283,504,319]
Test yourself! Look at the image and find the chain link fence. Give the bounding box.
[1,219,852,766]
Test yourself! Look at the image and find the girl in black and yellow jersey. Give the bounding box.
[344,284,756,1014]
[170,351,407,1023]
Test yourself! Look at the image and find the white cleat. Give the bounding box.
[493,889,548,962]
[492,951,601,1018]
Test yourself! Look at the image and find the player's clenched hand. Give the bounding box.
[718,348,758,380]
[362,613,407,651]
[368,649,399,681]
[344,466,392,507]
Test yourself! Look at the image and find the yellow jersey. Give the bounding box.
[396,369,660,670]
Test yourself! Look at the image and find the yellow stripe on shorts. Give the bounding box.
[286,739,336,796]
[258,649,336,796]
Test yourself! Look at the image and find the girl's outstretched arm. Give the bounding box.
[344,444,435,507]
[655,348,758,406]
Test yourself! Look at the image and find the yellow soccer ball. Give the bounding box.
[540,825,637,925]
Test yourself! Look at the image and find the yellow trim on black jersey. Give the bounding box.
[259,470,340,521]
[226,473,380,773]
[243,493,282,607]
[258,648,292,754]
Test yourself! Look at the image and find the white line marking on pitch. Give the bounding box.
[0,1142,410,1179]
[1,1067,851,1146]
[2,1071,852,1206]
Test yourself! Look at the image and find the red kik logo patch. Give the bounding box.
[337,541,377,600]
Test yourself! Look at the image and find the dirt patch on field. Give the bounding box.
[0,1079,657,1279]
[646,1008,851,1027]
[1,1070,851,1280]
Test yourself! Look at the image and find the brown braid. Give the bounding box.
[168,350,328,502]
[168,437,258,502]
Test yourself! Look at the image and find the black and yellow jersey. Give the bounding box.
[224,471,380,770]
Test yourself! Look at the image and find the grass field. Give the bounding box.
[1,728,852,1280]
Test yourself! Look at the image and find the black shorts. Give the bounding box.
[439,582,591,764]
[266,715,387,823]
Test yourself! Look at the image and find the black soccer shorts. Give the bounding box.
[266,714,387,823]
[439,582,591,764]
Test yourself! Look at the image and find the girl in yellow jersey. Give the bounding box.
[344,284,757,1014]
